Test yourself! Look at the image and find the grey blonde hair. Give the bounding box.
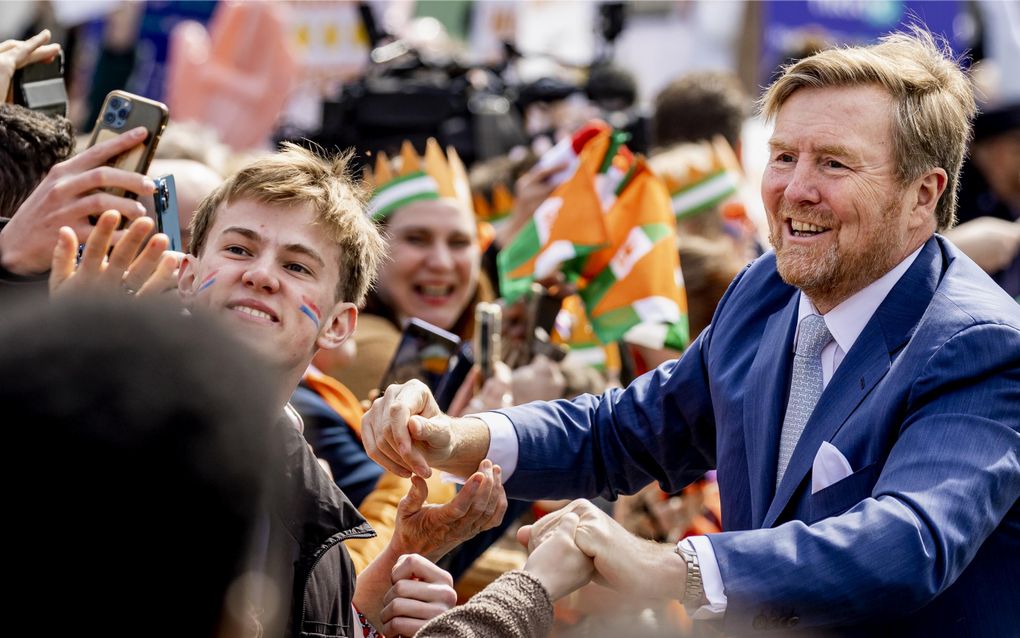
[760,28,976,230]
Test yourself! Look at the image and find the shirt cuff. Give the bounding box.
[681,536,727,619]
[440,411,519,484]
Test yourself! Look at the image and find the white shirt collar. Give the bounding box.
[796,244,925,354]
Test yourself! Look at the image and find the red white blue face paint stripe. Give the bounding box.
[300,297,321,328]
[197,271,218,293]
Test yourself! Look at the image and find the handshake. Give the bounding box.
[518,499,689,603]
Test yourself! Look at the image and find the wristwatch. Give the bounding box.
[676,543,709,612]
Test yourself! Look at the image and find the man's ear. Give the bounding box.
[909,167,947,229]
[317,302,358,351]
[178,254,199,301]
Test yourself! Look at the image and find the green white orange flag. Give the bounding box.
[497,127,612,303]
[579,158,689,350]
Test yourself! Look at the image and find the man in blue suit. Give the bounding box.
[362,31,1020,635]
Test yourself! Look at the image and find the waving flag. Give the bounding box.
[497,127,613,303]
[580,158,689,351]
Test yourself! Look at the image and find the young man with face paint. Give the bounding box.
[172,144,507,637]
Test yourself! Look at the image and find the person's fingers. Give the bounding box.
[381,597,450,621]
[135,250,180,297]
[382,383,419,474]
[517,523,534,548]
[24,42,60,66]
[527,508,569,552]
[390,382,443,475]
[362,401,414,477]
[372,438,414,479]
[398,475,429,518]
[48,226,79,295]
[78,211,120,272]
[104,217,154,285]
[65,191,148,224]
[484,465,508,528]
[553,511,581,542]
[390,554,454,587]
[58,165,157,201]
[65,127,149,171]
[442,467,483,521]
[530,161,569,181]
[121,229,167,290]
[452,461,494,528]
[11,30,51,64]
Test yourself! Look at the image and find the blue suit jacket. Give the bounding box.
[500,236,1020,635]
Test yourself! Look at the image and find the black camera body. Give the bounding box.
[13,50,68,118]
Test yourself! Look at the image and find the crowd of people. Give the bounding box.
[2,7,1018,638]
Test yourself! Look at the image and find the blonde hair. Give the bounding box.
[189,143,385,306]
[759,28,976,230]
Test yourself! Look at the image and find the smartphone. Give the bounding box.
[378,318,462,393]
[153,174,183,252]
[434,342,475,412]
[12,50,67,117]
[523,283,564,363]
[474,302,502,383]
[88,90,169,198]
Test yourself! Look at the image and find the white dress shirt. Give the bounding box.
[478,245,923,617]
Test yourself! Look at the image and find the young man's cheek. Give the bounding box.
[299,296,322,329]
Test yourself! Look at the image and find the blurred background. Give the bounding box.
[2,0,1016,158]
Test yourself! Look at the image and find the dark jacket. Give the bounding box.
[276,422,375,637]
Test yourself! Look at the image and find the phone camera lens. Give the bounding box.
[109,98,123,109]
[103,112,115,124]
[118,108,129,119]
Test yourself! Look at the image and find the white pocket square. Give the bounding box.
[811,441,854,494]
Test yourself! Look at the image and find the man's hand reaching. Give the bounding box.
[520,499,688,602]
[362,379,492,479]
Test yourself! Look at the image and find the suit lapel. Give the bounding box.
[743,293,799,527]
[762,237,945,528]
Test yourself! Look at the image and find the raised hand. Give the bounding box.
[1,30,61,102]
[1,127,155,275]
[380,554,458,638]
[391,459,508,561]
[49,210,179,298]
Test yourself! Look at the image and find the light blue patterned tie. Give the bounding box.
[776,314,833,487]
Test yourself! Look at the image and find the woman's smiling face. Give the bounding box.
[376,198,480,331]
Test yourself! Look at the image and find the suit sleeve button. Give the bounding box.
[786,616,800,628]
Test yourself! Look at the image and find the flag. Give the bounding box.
[579,158,689,351]
[497,128,613,303]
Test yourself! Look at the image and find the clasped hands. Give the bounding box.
[519,499,688,603]
[363,380,688,605]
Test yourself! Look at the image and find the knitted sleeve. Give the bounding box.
[413,570,553,638]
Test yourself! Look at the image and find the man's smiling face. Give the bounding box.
[762,84,933,312]
[179,198,355,376]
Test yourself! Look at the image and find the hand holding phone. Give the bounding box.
[473,303,502,386]
[0,127,156,276]
[153,175,183,253]
[87,91,169,199]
